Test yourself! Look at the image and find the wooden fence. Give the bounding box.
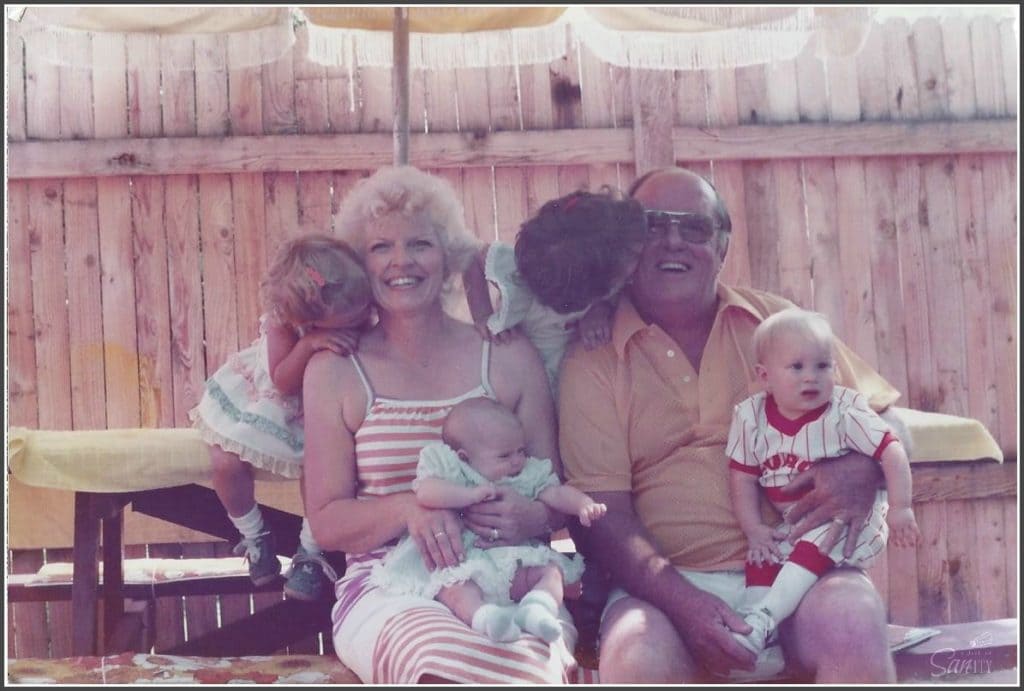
[6,14,1018,657]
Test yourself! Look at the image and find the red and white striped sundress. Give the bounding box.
[329,342,587,684]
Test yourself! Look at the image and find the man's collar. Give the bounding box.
[612,283,765,355]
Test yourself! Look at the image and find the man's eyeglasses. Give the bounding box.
[644,210,722,244]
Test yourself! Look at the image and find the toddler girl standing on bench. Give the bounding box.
[189,233,372,601]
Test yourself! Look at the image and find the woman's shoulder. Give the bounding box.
[304,349,364,396]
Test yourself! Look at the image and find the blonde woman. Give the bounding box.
[302,166,578,683]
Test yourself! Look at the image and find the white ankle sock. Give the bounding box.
[514,591,562,643]
[299,517,321,554]
[229,505,265,540]
[471,603,522,642]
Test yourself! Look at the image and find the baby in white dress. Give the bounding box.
[370,397,606,643]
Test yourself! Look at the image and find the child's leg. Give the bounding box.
[735,540,834,656]
[297,480,323,555]
[438,581,521,642]
[283,480,333,601]
[511,564,564,643]
[209,445,279,584]
[209,444,259,522]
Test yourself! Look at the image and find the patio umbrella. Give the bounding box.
[299,6,878,164]
[10,5,879,164]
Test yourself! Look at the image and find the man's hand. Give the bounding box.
[668,588,757,677]
[781,452,882,557]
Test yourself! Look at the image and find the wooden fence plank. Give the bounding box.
[942,17,1001,444]
[10,550,49,658]
[518,56,560,236]
[970,15,1018,458]
[767,58,812,309]
[180,542,221,644]
[550,31,590,205]
[945,499,981,624]
[799,48,843,328]
[1003,497,1017,616]
[853,31,908,396]
[913,19,969,418]
[149,543,187,651]
[735,63,779,297]
[884,17,950,628]
[7,181,38,428]
[6,28,34,429]
[24,23,72,433]
[972,498,1010,621]
[8,21,26,141]
[293,25,334,236]
[64,178,108,430]
[60,33,106,431]
[229,33,270,352]
[981,155,1018,456]
[196,35,240,374]
[705,66,750,289]
[27,179,73,431]
[630,68,675,175]
[42,547,75,658]
[861,19,914,627]
[128,34,174,429]
[262,40,301,258]
[162,38,206,427]
[93,34,141,429]
[997,16,1017,117]
[579,42,624,192]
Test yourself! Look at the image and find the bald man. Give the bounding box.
[559,167,901,683]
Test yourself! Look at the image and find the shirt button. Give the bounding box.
[683,375,692,383]
[666,350,676,358]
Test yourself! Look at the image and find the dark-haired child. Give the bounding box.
[462,188,646,395]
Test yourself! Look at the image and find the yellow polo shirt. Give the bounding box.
[558,284,900,572]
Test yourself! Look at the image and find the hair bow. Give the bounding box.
[306,265,326,287]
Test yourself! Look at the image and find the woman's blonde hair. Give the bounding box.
[334,166,480,282]
[753,307,836,364]
[260,233,371,327]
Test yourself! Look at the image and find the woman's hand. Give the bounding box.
[406,504,465,571]
[461,486,545,548]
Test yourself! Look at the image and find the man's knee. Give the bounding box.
[781,569,894,682]
[598,597,697,683]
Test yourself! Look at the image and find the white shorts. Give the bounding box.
[602,568,748,622]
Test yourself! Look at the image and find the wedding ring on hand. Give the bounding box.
[490,528,499,542]
[433,531,446,538]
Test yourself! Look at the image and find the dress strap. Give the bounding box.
[479,339,495,399]
[348,353,375,416]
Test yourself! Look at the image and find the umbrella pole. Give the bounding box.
[393,7,410,166]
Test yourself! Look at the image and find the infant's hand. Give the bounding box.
[578,502,607,527]
[306,328,360,356]
[577,301,614,350]
[474,484,498,503]
[886,507,921,548]
[745,523,783,566]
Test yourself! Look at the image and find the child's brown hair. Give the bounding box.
[514,187,646,315]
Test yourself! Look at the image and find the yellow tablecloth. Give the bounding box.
[6,408,1003,494]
